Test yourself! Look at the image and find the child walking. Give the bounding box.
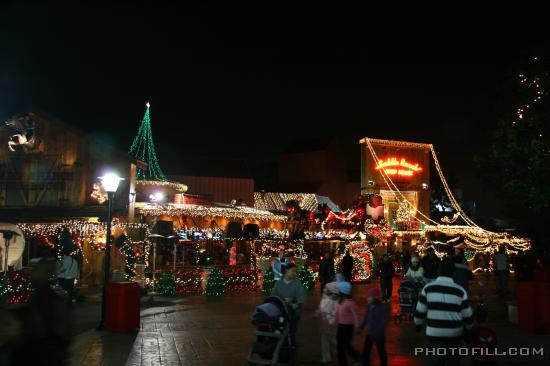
[315,282,339,363]
[359,288,389,366]
[335,281,360,366]
[470,305,497,365]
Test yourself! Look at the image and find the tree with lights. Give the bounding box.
[157,271,176,296]
[480,57,550,249]
[129,102,168,181]
[261,263,276,295]
[298,262,316,291]
[205,267,225,296]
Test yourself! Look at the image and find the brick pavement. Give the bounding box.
[68,275,550,366]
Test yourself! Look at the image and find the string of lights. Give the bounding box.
[136,180,188,193]
[129,102,168,181]
[137,203,288,222]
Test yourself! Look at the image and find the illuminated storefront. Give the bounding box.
[360,138,431,225]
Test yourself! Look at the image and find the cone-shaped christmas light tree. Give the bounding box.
[129,102,168,181]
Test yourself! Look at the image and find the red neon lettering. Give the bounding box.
[375,157,422,177]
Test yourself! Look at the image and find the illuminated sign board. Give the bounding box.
[375,157,422,177]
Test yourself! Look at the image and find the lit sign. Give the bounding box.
[375,157,422,177]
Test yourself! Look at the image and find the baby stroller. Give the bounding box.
[394,279,422,323]
[248,296,295,365]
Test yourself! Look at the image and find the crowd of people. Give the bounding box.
[268,244,526,365]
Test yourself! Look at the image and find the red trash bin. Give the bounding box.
[106,282,141,332]
[536,281,550,334]
[516,282,537,333]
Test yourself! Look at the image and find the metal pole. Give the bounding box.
[3,238,9,273]
[152,242,157,292]
[99,191,114,329]
[173,242,177,273]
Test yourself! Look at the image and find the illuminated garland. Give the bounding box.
[17,220,153,281]
[137,203,287,222]
[254,192,322,212]
[136,180,188,193]
[333,241,375,281]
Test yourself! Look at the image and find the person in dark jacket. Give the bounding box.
[378,255,395,302]
[453,251,474,293]
[359,287,389,366]
[422,247,440,284]
[319,251,335,292]
[341,252,354,282]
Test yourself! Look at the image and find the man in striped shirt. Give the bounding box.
[414,257,474,366]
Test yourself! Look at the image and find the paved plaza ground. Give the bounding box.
[67,274,550,366]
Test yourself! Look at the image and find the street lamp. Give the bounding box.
[98,172,123,330]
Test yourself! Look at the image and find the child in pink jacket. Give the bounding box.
[335,281,360,366]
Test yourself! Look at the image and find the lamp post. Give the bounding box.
[98,173,123,330]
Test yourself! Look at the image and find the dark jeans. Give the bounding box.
[380,277,393,301]
[496,270,508,296]
[426,338,461,366]
[343,271,352,283]
[337,324,359,366]
[362,335,387,366]
[289,311,301,346]
[58,278,76,299]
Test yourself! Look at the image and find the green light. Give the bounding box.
[204,267,225,297]
[129,103,168,181]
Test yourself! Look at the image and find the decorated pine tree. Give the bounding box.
[298,262,315,291]
[262,263,275,295]
[479,56,550,247]
[129,102,168,181]
[205,267,225,296]
[157,271,176,296]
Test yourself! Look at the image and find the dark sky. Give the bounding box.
[1,4,548,217]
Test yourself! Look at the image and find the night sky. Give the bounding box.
[1,4,549,218]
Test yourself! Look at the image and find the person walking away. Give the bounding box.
[315,281,339,364]
[414,258,474,366]
[470,306,497,366]
[378,255,395,302]
[453,251,474,294]
[271,263,306,346]
[2,258,73,365]
[402,250,411,275]
[493,246,509,297]
[359,288,388,366]
[422,248,440,284]
[334,281,360,366]
[341,252,354,282]
[272,250,289,281]
[319,251,336,292]
[57,250,79,302]
[404,256,424,285]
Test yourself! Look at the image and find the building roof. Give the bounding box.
[171,156,252,178]
[359,137,432,150]
[254,192,341,213]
